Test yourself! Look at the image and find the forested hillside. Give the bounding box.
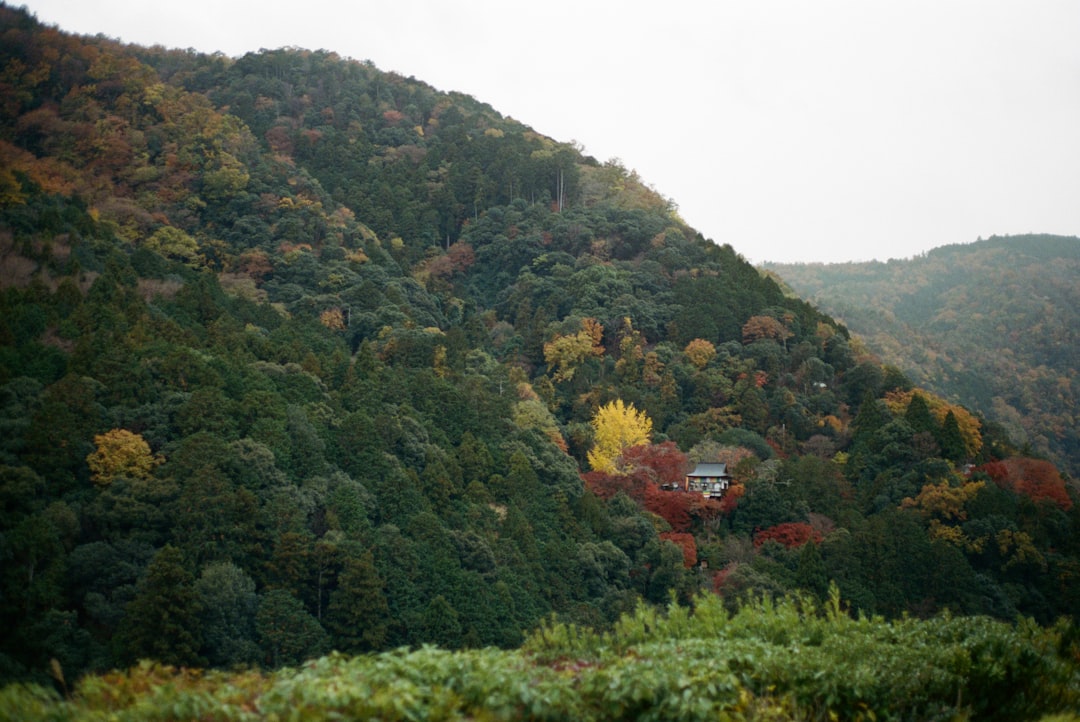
[1,3,1078,690]
[766,235,1080,478]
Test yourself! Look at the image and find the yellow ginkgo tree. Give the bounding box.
[587,399,652,473]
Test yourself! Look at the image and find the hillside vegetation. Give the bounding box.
[5,591,1079,721]
[765,235,1080,477]
[1,2,1077,701]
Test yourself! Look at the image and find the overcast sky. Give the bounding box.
[22,0,1080,263]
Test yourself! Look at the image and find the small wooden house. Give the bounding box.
[685,462,731,498]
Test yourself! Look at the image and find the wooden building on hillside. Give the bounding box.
[685,463,731,498]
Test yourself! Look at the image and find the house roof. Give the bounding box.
[687,462,728,478]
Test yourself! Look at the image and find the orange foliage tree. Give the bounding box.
[235,249,273,283]
[742,315,792,345]
[426,242,476,280]
[718,483,745,514]
[581,470,646,502]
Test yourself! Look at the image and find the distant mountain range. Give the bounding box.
[766,234,1079,476]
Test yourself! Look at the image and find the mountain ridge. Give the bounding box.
[765,233,1080,476]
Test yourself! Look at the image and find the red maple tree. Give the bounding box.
[753,522,822,549]
[977,457,1073,511]
[660,532,697,567]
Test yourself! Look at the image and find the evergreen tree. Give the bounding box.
[256,589,329,667]
[938,410,967,462]
[325,552,390,653]
[117,545,204,666]
[195,562,260,667]
[422,595,463,649]
[795,540,829,600]
[851,393,889,439]
[905,393,938,436]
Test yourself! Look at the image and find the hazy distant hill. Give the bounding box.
[766,234,1080,476]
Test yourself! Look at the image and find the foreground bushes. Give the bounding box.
[4,589,1078,721]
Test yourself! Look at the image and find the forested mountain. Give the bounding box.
[765,235,1080,478]
[1,3,1077,688]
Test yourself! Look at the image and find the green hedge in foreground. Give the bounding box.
[3,589,1078,721]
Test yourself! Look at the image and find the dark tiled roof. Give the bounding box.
[687,463,728,478]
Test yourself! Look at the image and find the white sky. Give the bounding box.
[21,0,1080,263]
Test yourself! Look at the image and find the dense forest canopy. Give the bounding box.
[0,3,1077,693]
[765,234,1080,478]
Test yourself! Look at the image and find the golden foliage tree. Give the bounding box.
[884,388,983,457]
[543,318,604,382]
[86,429,161,488]
[319,308,346,331]
[684,338,717,369]
[615,318,645,381]
[901,478,985,548]
[642,351,664,387]
[144,226,200,267]
[587,399,653,473]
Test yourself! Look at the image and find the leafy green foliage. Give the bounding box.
[6,593,1079,722]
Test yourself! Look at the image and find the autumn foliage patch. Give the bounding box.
[753,522,823,549]
[583,442,725,532]
[660,532,697,567]
[978,457,1073,511]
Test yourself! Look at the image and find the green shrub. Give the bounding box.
[5,591,1078,721]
